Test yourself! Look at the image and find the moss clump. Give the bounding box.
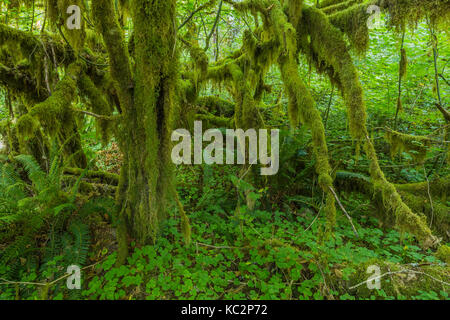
[321,0,361,15]
[300,6,435,245]
[399,47,408,79]
[328,3,370,54]
[196,113,234,128]
[28,72,77,135]
[341,259,450,299]
[197,96,235,117]
[78,74,113,145]
[385,129,431,163]
[400,191,449,241]
[16,113,39,142]
[435,245,450,264]
[396,176,449,202]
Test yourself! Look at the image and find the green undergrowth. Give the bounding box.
[77,181,448,300]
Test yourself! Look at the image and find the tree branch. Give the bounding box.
[92,0,134,111]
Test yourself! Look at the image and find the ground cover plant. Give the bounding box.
[0,0,448,300]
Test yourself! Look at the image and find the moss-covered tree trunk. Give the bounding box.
[93,0,178,264]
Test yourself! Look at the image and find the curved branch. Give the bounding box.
[178,0,218,31]
[92,0,134,112]
[301,6,436,245]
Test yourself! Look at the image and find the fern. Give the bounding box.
[14,154,47,192]
[68,220,91,266]
[335,170,372,183]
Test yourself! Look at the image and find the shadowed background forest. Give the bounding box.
[0,0,449,300]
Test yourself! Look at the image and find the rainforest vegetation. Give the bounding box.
[0,0,449,300]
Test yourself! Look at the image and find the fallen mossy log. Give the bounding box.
[399,192,449,241]
[336,172,449,202]
[64,167,119,186]
[334,171,449,240]
[62,176,117,197]
[195,113,235,128]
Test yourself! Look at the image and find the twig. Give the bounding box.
[204,0,223,51]
[71,108,121,121]
[178,0,217,31]
[195,242,237,249]
[423,166,434,228]
[328,186,358,237]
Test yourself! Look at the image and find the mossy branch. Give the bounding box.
[0,63,46,103]
[301,5,436,246]
[92,0,134,112]
[64,167,119,186]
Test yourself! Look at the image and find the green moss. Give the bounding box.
[384,129,431,163]
[342,259,450,299]
[78,74,113,145]
[95,0,180,246]
[29,71,78,135]
[400,191,449,241]
[328,3,370,54]
[196,113,234,128]
[396,176,449,202]
[317,0,352,9]
[16,113,39,142]
[92,0,134,112]
[435,245,450,264]
[197,96,235,117]
[321,0,361,15]
[300,6,435,245]
[47,0,86,50]
[379,0,450,30]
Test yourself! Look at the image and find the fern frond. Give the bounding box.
[15,155,47,191]
[68,220,91,266]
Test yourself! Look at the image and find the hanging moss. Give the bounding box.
[385,129,431,163]
[92,0,134,112]
[435,245,450,264]
[91,0,183,248]
[321,0,361,15]
[399,48,407,79]
[16,113,39,142]
[301,6,435,246]
[85,29,105,53]
[47,0,86,50]
[379,0,450,30]
[78,73,113,145]
[396,176,449,202]
[0,62,46,103]
[327,3,370,54]
[317,0,352,9]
